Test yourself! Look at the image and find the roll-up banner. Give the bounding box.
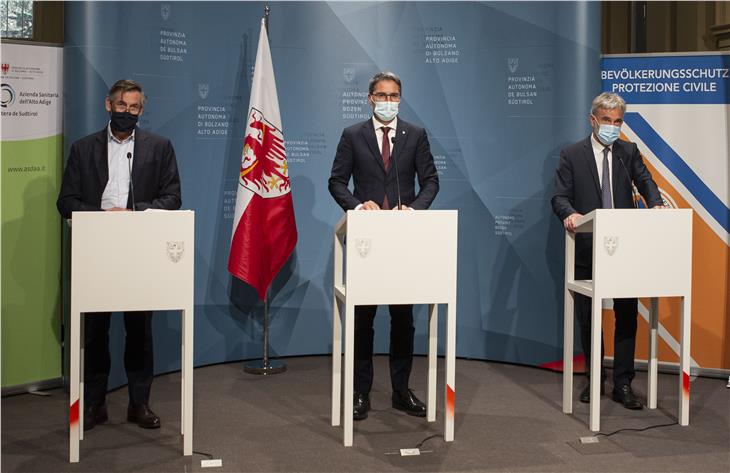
[601,53,730,374]
[1,42,64,389]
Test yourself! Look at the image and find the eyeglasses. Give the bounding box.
[370,92,401,102]
[112,100,142,115]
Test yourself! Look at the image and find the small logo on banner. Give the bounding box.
[355,238,371,258]
[198,83,209,99]
[161,3,170,21]
[166,241,185,263]
[604,236,618,256]
[508,57,519,73]
[1,63,9,75]
[1,83,15,107]
[343,66,356,83]
[240,107,290,198]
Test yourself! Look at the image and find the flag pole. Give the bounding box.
[243,4,286,376]
[244,288,286,375]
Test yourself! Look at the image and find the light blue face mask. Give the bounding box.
[592,115,621,145]
[374,101,399,122]
[597,124,621,145]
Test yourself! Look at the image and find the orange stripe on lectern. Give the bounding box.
[446,384,455,419]
[682,371,690,399]
[70,400,79,426]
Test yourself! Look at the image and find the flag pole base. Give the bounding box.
[243,359,287,375]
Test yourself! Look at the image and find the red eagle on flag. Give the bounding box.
[228,19,297,300]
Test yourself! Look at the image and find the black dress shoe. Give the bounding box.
[83,404,108,431]
[127,404,161,429]
[353,392,370,421]
[392,389,426,417]
[579,381,605,403]
[612,384,643,410]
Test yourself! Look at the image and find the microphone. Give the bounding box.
[127,152,136,211]
[391,136,402,210]
[618,157,637,209]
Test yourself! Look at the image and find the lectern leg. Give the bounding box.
[79,316,85,442]
[182,307,194,456]
[332,297,343,427]
[589,297,602,432]
[563,288,574,414]
[427,304,437,422]
[444,302,456,442]
[180,322,184,436]
[647,298,659,409]
[679,295,691,426]
[343,302,355,447]
[69,311,81,463]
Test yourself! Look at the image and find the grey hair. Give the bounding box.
[368,71,402,95]
[108,79,147,106]
[591,92,625,115]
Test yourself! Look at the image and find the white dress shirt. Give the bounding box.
[590,133,614,208]
[372,116,398,155]
[101,124,135,210]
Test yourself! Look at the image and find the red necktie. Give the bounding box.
[381,126,391,209]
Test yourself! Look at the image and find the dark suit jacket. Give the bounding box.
[328,118,439,211]
[57,127,182,219]
[551,136,663,267]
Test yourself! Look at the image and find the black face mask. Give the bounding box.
[110,111,139,133]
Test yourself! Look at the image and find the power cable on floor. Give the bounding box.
[594,420,678,438]
[414,433,443,449]
[193,450,214,459]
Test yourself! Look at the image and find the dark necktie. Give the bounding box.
[601,147,613,209]
[381,126,391,170]
[381,126,391,209]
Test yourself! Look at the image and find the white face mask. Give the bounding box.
[373,101,398,122]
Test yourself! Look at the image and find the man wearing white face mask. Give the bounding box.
[552,92,666,410]
[328,71,439,421]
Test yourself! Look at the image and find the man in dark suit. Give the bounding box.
[57,79,181,430]
[552,92,665,409]
[328,71,439,420]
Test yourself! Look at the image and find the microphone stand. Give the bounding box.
[127,152,136,211]
[391,136,402,209]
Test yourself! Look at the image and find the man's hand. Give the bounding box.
[652,204,669,209]
[391,205,412,211]
[563,212,583,233]
[360,200,381,211]
[105,207,130,212]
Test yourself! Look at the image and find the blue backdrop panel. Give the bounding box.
[64,2,600,388]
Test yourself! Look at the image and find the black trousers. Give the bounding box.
[354,304,414,395]
[575,265,638,387]
[84,311,154,408]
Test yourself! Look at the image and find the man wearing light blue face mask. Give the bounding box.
[328,71,439,421]
[551,92,667,411]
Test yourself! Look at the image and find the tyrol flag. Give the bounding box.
[228,18,297,299]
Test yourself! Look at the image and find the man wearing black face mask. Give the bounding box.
[57,79,181,431]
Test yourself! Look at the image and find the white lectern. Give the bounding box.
[69,211,194,462]
[331,210,458,446]
[562,209,692,431]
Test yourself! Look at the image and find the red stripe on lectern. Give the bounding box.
[70,400,79,426]
[446,384,455,419]
[682,371,690,398]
